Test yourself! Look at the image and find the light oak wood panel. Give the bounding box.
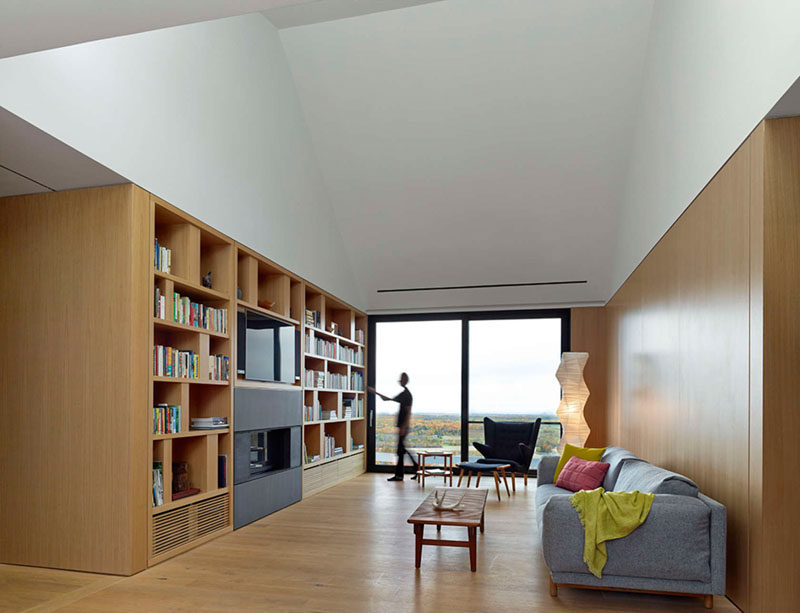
[569,307,607,447]
[0,474,738,613]
[0,185,147,575]
[605,137,752,609]
[760,117,800,612]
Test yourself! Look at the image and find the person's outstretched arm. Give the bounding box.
[367,386,391,402]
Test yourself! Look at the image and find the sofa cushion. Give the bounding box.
[601,446,645,490]
[540,493,711,582]
[613,461,699,497]
[535,483,574,534]
[554,444,606,481]
[555,456,610,492]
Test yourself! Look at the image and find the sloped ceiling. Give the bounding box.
[0,0,312,59]
[280,0,655,311]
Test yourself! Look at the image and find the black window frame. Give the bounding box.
[366,308,570,473]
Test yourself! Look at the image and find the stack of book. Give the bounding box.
[191,416,228,430]
[322,409,338,421]
[324,434,336,458]
[152,461,165,507]
[354,329,365,344]
[333,446,344,457]
[154,238,172,273]
[350,437,364,451]
[305,309,321,328]
[154,345,199,379]
[209,354,230,381]
[153,403,181,434]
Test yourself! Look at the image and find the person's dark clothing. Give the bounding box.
[391,387,417,477]
[393,388,413,427]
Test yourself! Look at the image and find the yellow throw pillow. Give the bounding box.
[554,444,606,481]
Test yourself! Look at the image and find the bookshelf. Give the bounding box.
[0,184,364,576]
[149,195,234,566]
[235,246,368,498]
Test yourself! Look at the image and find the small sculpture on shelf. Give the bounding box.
[202,271,213,289]
[237,286,243,299]
[431,489,466,511]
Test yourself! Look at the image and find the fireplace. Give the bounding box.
[233,387,302,528]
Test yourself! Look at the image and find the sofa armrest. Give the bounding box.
[472,441,495,458]
[537,455,559,486]
[698,493,726,595]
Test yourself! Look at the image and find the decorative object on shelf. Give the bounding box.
[431,489,466,511]
[329,322,339,335]
[258,299,275,310]
[555,351,590,453]
[202,271,213,288]
[172,461,190,494]
[237,286,243,299]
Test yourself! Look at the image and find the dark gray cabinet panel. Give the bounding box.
[234,467,302,529]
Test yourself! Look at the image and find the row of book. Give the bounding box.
[350,438,365,451]
[305,370,326,388]
[305,334,336,358]
[153,461,165,506]
[303,399,321,422]
[324,435,344,459]
[154,345,199,379]
[350,371,364,391]
[154,238,172,273]
[354,329,365,344]
[305,309,322,328]
[209,354,230,381]
[172,293,228,333]
[338,344,364,365]
[153,404,182,435]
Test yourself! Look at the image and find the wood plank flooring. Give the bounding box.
[1,474,738,612]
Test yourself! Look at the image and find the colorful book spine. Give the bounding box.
[154,239,171,273]
[208,354,230,381]
[153,404,182,434]
[153,345,199,379]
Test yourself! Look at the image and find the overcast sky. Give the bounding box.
[374,318,563,417]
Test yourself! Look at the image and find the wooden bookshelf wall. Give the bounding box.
[0,184,365,575]
[234,246,367,498]
[149,196,235,565]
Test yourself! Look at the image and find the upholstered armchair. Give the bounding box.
[473,417,542,485]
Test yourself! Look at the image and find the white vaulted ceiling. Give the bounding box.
[279,0,654,311]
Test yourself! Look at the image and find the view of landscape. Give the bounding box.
[375,413,561,466]
[373,317,565,469]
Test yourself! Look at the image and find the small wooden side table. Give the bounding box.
[416,451,454,487]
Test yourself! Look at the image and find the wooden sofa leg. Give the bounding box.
[704,594,713,609]
[549,576,558,597]
[524,473,528,486]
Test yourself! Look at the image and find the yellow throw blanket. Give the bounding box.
[570,487,654,578]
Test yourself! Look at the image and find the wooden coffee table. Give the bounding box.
[415,450,454,487]
[407,487,489,572]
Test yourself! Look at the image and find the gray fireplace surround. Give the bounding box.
[233,387,302,529]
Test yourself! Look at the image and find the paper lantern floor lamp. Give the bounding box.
[555,352,590,453]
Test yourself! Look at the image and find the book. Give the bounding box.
[172,487,201,501]
[218,454,227,488]
[152,461,164,507]
[191,416,228,430]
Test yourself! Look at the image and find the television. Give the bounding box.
[237,310,299,384]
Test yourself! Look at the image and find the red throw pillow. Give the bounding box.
[555,455,610,492]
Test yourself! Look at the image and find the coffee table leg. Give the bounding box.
[414,524,424,568]
[468,527,477,571]
[449,457,453,486]
[457,468,464,487]
[480,510,485,533]
[421,455,426,488]
[501,467,511,496]
[493,470,501,501]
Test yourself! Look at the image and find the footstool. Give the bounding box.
[456,461,512,501]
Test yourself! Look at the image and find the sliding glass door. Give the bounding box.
[367,310,568,472]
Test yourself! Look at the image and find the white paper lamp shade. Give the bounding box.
[555,351,590,453]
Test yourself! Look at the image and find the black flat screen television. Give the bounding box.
[237,310,299,384]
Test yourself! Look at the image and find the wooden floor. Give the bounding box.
[1,473,738,612]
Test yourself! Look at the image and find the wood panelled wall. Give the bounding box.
[569,307,607,448]
[601,118,800,612]
[0,186,149,575]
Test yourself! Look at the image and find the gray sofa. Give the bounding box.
[536,447,725,609]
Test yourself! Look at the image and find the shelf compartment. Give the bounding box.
[323,420,348,460]
[305,291,325,329]
[154,204,200,283]
[171,434,218,498]
[304,423,322,465]
[258,266,291,319]
[199,229,233,295]
[154,269,229,301]
[237,299,299,326]
[153,381,190,435]
[290,280,304,323]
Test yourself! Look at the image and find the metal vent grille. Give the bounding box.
[152,494,229,557]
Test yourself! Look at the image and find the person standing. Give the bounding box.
[368,372,419,481]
